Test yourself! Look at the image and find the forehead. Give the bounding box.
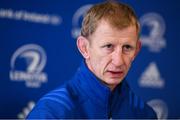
[89,20,138,43]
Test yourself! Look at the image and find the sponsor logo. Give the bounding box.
[147,99,168,119]
[17,101,35,119]
[140,13,166,53]
[71,4,92,39]
[10,44,48,88]
[139,62,165,88]
[0,8,62,26]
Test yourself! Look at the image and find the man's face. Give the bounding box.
[79,20,140,90]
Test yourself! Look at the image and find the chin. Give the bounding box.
[106,78,123,86]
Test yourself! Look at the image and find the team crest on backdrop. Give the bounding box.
[140,13,166,53]
[71,4,92,39]
[9,44,48,88]
[148,99,168,119]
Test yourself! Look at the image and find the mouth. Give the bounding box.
[106,70,124,78]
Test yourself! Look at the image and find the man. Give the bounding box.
[27,1,157,119]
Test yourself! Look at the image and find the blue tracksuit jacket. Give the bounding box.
[27,61,157,119]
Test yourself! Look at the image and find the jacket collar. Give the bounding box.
[76,61,128,108]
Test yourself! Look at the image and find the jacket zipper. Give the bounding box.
[108,110,112,119]
[108,92,113,119]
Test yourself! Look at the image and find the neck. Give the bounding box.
[85,60,117,92]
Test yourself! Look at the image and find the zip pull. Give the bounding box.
[108,110,112,119]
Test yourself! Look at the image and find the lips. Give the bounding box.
[106,70,124,78]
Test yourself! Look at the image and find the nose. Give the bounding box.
[111,49,124,67]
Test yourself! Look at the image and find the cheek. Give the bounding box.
[94,55,111,73]
[89,53,103,70]
[100,56,112,72]
[124,55,134,67]
[89,47,112,73]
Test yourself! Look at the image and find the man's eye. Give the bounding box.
[123,45,134,52]
[101,44,113,49]
[101,44,114,53]
[105,44,113,48]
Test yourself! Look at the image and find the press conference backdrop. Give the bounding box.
[0,0,179,119]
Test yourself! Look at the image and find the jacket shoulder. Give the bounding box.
[27,86,75,119]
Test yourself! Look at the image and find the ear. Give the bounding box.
[77,36,90,59]
[132,40,141,61]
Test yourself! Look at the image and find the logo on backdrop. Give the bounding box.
[140,13,166,53]
[17,101,35,119]
[71,4,92,39]
[10,44,48,88]
[147,99,168,119]
[139,62,165,88]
